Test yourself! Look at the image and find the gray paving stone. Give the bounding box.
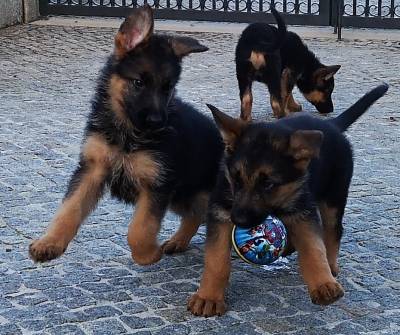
[120,315,165,329]
[0,323,23,335]
[86,318,128,334]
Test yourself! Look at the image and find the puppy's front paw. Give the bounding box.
[187,293,226,317]
[131,245,162,265]
[29,238,66,262]
[310,281,344,305]
[162,239,189,254]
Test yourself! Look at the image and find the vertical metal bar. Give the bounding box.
[378,0,382,17]
[391,0,395,18]
[365,0,370,17]
[338,0,343,40]
[246,0,251,12]
[308,0,311,14]
[283,0,287,13]
[213,0,216,11]
[235,0,239,11]
[295,0,299,14]
[189,0,193,10]
[353,0,356,16]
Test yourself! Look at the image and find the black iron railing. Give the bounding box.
[39,1,400,31]
[39,1,331,25]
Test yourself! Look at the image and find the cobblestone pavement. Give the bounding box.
[0,22,399,335]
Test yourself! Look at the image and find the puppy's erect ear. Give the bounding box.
[314,65,341,83]
[207,104,245,151]
[114,5,154,59]
[170,36,209,58]
[289,130,323,170]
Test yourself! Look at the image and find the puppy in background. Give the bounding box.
[236,8,341,120]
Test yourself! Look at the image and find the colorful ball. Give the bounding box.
[232,216,287,265]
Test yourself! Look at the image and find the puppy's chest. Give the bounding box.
[107,149,164,192]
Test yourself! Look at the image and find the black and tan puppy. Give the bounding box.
[188,84,388,316]
[29,6,223,266]
[236,8,341,120]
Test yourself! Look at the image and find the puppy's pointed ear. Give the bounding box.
[207,104,245,151]
[170,36,208,58]
[314,65,341,83]
[114,5,154,59]
[289,130,323,170]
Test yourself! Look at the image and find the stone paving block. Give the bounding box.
[85,318,128,335]
[47,324,86,335]
[120,315,165,330]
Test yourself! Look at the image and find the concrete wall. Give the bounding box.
[24,0,40,23]
[0,0,39,29]
[0,0,23,28]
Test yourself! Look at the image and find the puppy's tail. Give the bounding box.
[257,7,287,52]
[271,7,287,50]
[331,83,389,132]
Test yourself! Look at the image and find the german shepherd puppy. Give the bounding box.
[188,84,388,316]
[29,6,223,266]
[236,8,341,120]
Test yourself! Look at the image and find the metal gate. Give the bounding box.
[39,1,331,26]
[39,1,400,29]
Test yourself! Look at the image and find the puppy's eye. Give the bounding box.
[132,79,144,89]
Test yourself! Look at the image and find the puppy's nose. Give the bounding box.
[146,113,165,129]
[231,208,251,228]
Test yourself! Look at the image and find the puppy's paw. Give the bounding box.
[311,281,344,305]
[162,239,189,254]
[29,238,66,262]
[187,293,226,317]
[131,245,162,265]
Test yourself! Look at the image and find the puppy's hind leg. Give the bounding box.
[163,193,208,254]
[29,135,110,262]
[267,66,286,118]
[319,202,344,277]
[237,62,254,122]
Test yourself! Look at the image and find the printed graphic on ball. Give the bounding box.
[232,216,287,265]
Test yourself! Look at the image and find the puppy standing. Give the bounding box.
[29,6,224,266]
[236,8,341,120]
[188,84,388,316]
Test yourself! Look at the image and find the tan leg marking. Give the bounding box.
[270,95,284,118]
[280,68,300,116]
[240,89,253,122]
[286,93,302,113]
[163,194,208,254]
[127,190,163,265]
[29,134,111,262]
[285,216,344,305]
[188,211,232,317]
[249,51,266,70]
[319,202,340,276]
